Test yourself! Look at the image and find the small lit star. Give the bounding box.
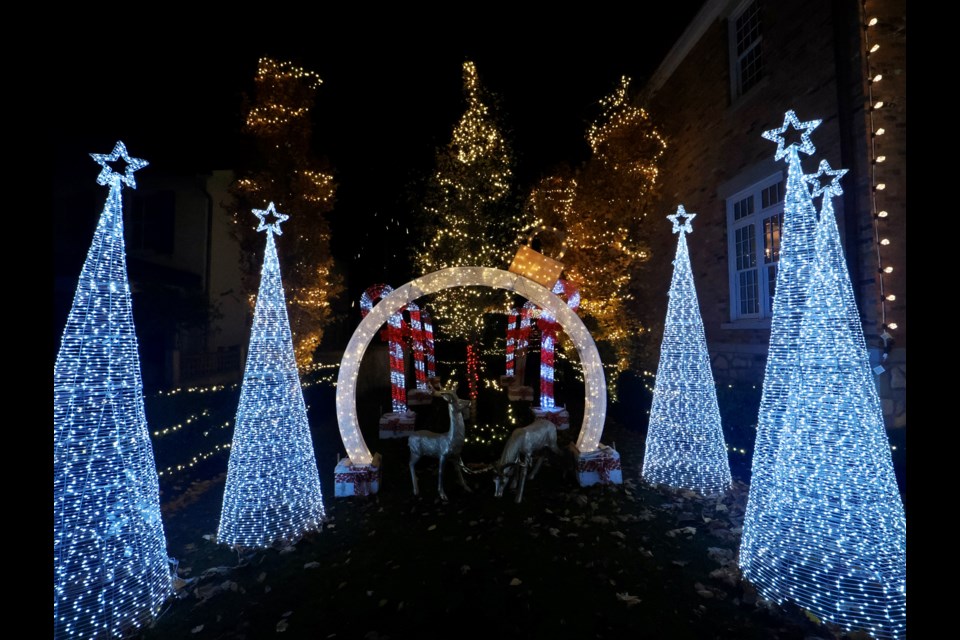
[667,205,696,235]
[252,201,289,235]
[804,159,848,198]
[90,141,148,189]
[761,110,822,160]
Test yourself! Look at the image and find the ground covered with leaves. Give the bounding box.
[141,403,856,640]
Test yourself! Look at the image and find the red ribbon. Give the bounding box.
[335,468,380,496]
[577,453,621,483]
[541,411,568,428]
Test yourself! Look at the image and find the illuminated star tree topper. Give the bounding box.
[641,206,731,495]
[752,163,906,639]
[54,142,172,639]
[218,202,327,548]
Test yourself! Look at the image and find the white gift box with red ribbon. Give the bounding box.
[532,406,570,431]
[573,444,623,486]
[334,453,382,497]
[379,411,417,439]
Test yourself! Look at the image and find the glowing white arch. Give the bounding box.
[336,267,607,465]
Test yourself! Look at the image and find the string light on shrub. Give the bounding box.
[54,142,171,639]
[641,207,731,495]
[218,203,326,549]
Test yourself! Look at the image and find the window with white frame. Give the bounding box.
[726,175,785,321]
[730,0,763,99]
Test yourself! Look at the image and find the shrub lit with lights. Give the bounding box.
[217,202,326,548]
[641,207,731,495]
[54,143,172,639]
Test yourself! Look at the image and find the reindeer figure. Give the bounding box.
[408,388,471,501]
[494,418,562,503]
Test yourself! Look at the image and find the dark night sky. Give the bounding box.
[52,8,706,327]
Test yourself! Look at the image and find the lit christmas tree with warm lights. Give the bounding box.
[218,202,326,548]
[746,162,906,639]
[416,60,525,341]
[739,110,823,574]
[526,77,665,370]
[54,142,171,639]
[641,207,731,495]
[232,57,342,368]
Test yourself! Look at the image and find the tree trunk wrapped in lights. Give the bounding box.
[745,159,906,639]
[218,202,326,548]
[641,207,731,495]
[231,57,343,369]
[415,61,527,342]
[525,76,666,371]
[54,143,172,639]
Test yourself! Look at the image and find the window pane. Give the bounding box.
[740,269,759,315]
[767,264,777,313]
[763,211,783,263]
[761,181,783,208]
[736,0,761,55]
[740,45,763,93]
[736,225,757,270]
[734,195,755,221]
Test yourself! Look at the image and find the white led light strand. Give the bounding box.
[54,142,172,640]
[740,111,822,577]
[336,268,607,465]
[752,166,906,639]
[641,207,732,495]
[217,203,326,548]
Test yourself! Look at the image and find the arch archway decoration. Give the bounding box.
[335,267,608,466]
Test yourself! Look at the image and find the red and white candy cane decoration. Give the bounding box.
[421,310,437,380]
[403,302,428,391]
[504,308,519,378]
[514,301,539,385]
[360,284,407,413]
[538,279,581,409]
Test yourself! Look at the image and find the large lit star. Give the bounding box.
[761,110,822,160]
[253,201,289,235]
[804,159,848,198]
[90,141,148,189]
[667,205,696,235]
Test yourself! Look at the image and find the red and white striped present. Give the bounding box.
[334,453,382,497]
[574,444,623,487]
[379,411,417,439]
[532,406,570,431]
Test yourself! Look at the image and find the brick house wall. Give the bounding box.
[638,0,905,427]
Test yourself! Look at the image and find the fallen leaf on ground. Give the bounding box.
[610,531,626,540]
[304,562,321,569]
[615,592,641,606]
[191,625,204,633]
[509,578,522,586]
[277,619,289,632]
[427,524,437,531]
[460,565,470,574]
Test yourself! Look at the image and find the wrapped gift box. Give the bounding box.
[573,444,623,486]
[379,411,417,439]
[406,388,435,406]
[507,385,534,402]
[532,406,570,431]
[334,453,382,497]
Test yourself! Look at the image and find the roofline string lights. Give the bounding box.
[862,2,899,363]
